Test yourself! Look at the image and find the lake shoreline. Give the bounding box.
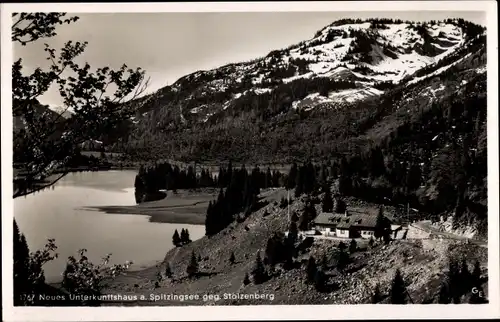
[90,188,218,225]
[91,205,207,225]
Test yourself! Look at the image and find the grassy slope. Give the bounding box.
[105,187,488,305]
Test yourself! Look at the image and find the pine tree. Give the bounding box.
[472,260,481,287]
[337,248,350,272]
[371,284,383,303]
[338,157,352,195]
[334,197,346,213]
[349,239,357,254]
[172,229,181,247]
[183,229,191,244]
[438,281,451,304]
[288,221,298,242]
[448,259,461,303]
[287,163,298,190]
[180,228,186,243]
[375,206,388,241]
[319,164,328,187]
[314,269,327,292]
[369,147,386,178]
[243,272,251,285]
[306,256,317,283]
[265,237,277,267]
[205,201,214,236]
[265,167,272,189]
[459,258,471,295]
[321,184,334,212]
[229,252,236,265]
[298,212,310,231]
[14,219,31,305]
[294,165,304,197]
[390,269,407,304]
[165,262,172,278]
[406,164,422,191]
[321,254,328,269]
[251,251,267,284]
[368,236,375,248]
[186,250,198,277]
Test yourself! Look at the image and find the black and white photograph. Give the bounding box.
[1,1,499,321]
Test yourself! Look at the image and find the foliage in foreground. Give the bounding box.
[14,219,131,306]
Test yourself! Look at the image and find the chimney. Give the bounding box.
[344,210,349,217]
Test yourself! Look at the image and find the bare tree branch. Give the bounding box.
[13,172,67,199]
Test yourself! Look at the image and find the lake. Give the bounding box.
[13,170,205,283]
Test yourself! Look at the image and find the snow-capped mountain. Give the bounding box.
[129,18,484,129]
[117,18,485,162]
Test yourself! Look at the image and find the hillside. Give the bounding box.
[105,18,485,164]
[106,188,488,305]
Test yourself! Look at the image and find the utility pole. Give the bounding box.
[407,202,410,224]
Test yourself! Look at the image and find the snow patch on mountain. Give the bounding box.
[328,87,384,103]
[407,52,473,85]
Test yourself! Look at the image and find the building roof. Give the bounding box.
[314,211,381,229]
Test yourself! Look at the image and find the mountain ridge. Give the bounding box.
[102,18,486,164]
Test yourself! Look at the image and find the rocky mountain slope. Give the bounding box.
[106,188,488,305]
[108,18,486,163]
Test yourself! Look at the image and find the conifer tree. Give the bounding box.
[243,272,251,285]
[183,229,191,244]
[265,167,272,189]
[186,250,198,277]
[251,251,267,284]
[349,239,357,254]
[14,219,31,305]
[205,201,214,236]
[287,163,298,190]
[371,284,383,303]
[321,184,334,212]
[448,259,461,303]
[298,212,310,231]
[319,164,328,187]
[314,269,327,292]
[306,256,317,283]
[334,197,347,213]
[472,260,481,287]
[172,229,181,247]
[390,269,407,304]
[369,236,375,248]
[265,237,277,267]
[288,221,298,242]
[375,206,389,241]
[229,252,236,265]
[459,258,471,295]
[294,166,304,197]
[180,228,186,243]
[338,157,352,195]
[165,262,172,278]
[321,254,328,269]
[337,248,350,272]
[438,281,451,304]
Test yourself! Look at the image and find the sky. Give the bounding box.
[13,11,486,107]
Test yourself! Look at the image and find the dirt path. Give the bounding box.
[411,220,487,248]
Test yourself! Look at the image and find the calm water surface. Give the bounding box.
[14,170,204,283]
